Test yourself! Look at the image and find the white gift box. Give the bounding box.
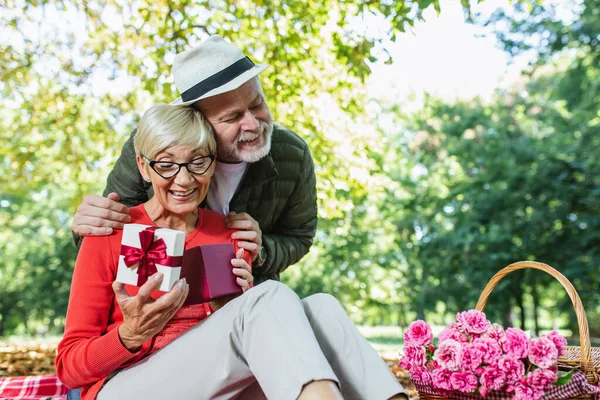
[116,223,185,292]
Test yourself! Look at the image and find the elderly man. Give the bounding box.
[72,35,317,285]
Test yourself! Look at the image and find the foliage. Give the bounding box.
[0,0,479,335]
[2,0,598,338]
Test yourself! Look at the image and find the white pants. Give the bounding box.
[97,281,405,400]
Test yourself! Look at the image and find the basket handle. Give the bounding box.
[475,261,594,373]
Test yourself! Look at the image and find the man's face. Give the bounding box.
[196,78,273,163]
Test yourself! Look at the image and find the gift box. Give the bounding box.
[116,224,185,292]
[181,243,243,304]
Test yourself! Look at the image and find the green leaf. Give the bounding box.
[552,369,574,386]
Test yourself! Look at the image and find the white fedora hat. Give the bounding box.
[171,35,268,106]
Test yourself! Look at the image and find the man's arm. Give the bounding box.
[258,145,317,278]
[72,130,149,248]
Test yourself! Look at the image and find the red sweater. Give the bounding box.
[56,205,250,400]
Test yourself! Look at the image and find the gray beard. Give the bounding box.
[218,122,273,163]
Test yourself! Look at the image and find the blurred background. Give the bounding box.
[1,0,599,355]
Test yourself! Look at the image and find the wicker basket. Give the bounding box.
[416,261,600,400]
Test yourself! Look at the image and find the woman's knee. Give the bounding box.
[245,280,300,306]
[302,293,346,318]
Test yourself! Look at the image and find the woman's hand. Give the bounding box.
[232,248,253,292]
[113,272,189,352]
[225,212,262,263]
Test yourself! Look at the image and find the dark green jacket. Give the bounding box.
[101,123,317,283]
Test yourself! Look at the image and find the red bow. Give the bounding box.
[120,227,183,286]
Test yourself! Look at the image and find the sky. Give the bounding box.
[367,0,532,104]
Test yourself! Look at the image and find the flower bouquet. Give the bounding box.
[400,310,574,400]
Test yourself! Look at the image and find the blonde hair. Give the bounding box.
[134,104,216,159]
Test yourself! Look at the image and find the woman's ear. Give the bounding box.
[136,156,151,182]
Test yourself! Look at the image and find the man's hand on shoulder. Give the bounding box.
[72,192,131,236]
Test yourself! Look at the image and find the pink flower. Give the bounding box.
[542,330,568,357]
[404,320,434,346]
[434,339,462,371]
[513,382,544,400]
[528,368,557,390]
[399,345,426,370]
[460,343,484,371]
[528,337,559,368]
[432,368,453,391]
[480,365,506,391]
[438,323,463,343]
[498,355,526,383]
[473,337,502,365]
[450,371,479,393]
[483,323,506,344]
[503,328,530,359]
[456,309,491,334]
[411,366,433,385]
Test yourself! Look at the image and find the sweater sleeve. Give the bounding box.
[259,144,317,278]
[55,235,139,389]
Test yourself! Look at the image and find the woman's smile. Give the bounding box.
[169,187,197,201]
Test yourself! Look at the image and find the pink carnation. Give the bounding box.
[399,345,426,370]
[404,320,434,347]
[411,366,433,385]
[498,355,526,383]
[438,323,463,343]
[513,382,544,400]
[473,337,502,365]
[434,339,462,371]
[528,337,559,369]
[460,343,484,371]
[503,328,530,359]
[456,310,491,334]
[432,368,453,391]
[451,371,479,393]
[528,368,557,390]
[480,365,506,391]
[542,330,568,357]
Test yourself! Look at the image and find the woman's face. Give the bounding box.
[137,145,215,217]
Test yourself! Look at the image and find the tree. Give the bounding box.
[0,0,483,334]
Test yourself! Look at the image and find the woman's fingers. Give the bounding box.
[231,257,251,272]
[236,277,251,292]
[153,278,188,313]
[112,281,131,304]
[232,267,253,292]
[136,272,164,302]
[236,248,244,259]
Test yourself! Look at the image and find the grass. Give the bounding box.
[359,325,404,357]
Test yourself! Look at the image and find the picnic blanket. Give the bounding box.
[0,375,67,400]
[414,370,600,400]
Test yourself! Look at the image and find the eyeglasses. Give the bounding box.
[142,154,215,179]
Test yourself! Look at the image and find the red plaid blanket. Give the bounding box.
[414,370,600,399]
[0,375,67,400]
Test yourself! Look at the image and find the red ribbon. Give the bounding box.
[120,227,183,286]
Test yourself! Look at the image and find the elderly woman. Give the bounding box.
[56,104,407,400]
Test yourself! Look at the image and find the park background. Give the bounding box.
[1,0,599,376]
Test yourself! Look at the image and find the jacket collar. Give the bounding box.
[239,151,278,188]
